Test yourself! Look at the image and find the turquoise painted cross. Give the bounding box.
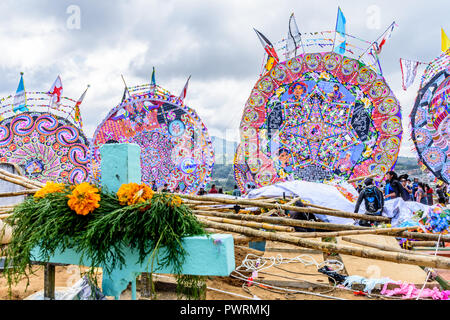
[30,143,235,300]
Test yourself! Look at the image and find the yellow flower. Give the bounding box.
[116,182,154,206]
[169,195,183,208]
[34,181,65,199]
[67,182,101,216]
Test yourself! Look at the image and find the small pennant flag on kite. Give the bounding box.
[151,67,156,87]
[254,28,280,64]
[178,75,191,102]
[74,85,89,127]
[442,27,450,52]
[333,7,347,55]
[12,73,28,113]
[373,22,396,55]
[400,58,421,90]
[48,76,63,109]
[287,13,303,58]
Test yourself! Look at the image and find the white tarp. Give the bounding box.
[245,180,357,225]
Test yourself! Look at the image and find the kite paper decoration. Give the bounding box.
[410,49,450,183]
[91,82,214,194]
[400,58,421,90]
[234,16,402,194]
[0,76,91,184]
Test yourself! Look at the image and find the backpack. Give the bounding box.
[364,186,382,213]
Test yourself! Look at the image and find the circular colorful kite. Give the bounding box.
[234,27,402,193]
[91,83,214,194]
[0,87,90,184]
[410,49,450,183]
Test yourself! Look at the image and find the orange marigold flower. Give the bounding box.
[116,182,154,206]
[67,182,101,216]
[169,195,183,208]
[34,181,65,199]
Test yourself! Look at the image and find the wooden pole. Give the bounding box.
[180,194,390,222]
[347,174,377,184]
[194,210,371,231]
[399,231,450,243]
[279,226,419,238]
[262,196,302,217]
[340,236,434,257]
[197,218,450,269]
[0,214,12,220]
[200,215,295,232]
[410,241,440,247]
[0,189,39,198]
[0,171,41,190]
[0,168,44,188]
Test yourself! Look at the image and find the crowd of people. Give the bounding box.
[354,170,449,226]
[356,171,449,206]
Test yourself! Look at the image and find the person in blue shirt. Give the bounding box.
[411,178,419,201]
[384,171,402,201]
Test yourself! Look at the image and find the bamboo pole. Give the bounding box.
[262,197,302,217]
[0,189,39,197]
[410,241,440,247]
[399,231,450,243]
[278,226,419,239]
[200,215,295,232]
[0,171,41,190]
[179,194,390,222]
[0,168,44,188]
[194,210,371,231]
[347,174,377,184]
[204,228,263,244]
[196,218,450,269]
[340,236,434,257]
[0,213,12,220]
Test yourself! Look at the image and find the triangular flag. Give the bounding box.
[178,76,191,102]
[151,67,156,87]
[12,73,28,113]
[442,28,450,52]
[48,76,63,109]
[400,58,421,90]
[286,13,303,58]
[74,85,89,127]
[254,28,280,63]
[373,23,396,55]
[334,7,347,54]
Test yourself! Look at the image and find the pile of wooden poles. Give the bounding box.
[177,194,450,270]
[0,167,43,220]
[0,167,449,270]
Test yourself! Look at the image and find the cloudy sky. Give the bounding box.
[0,0,448,157]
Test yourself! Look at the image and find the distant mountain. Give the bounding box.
[207,138,433,190]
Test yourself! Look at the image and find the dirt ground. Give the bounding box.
[0,245,378,300]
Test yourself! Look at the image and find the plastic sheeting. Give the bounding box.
[245,180,357,225]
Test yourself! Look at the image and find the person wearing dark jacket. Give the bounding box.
[384,171,402,200]
[354,178,384,226]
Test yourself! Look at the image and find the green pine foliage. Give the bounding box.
[1,187,207,299]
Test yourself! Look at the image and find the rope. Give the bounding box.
[415,233,442,300]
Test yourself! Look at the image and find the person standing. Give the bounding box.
[437,183,448,205]
[412,178,419,201]
[232,185,242,197]
[384,171,402,200]
[415,183,428,205]
[209,184,218,194]
[400,177,412,201]
[425,184,434,205]
[354,178,384,226]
